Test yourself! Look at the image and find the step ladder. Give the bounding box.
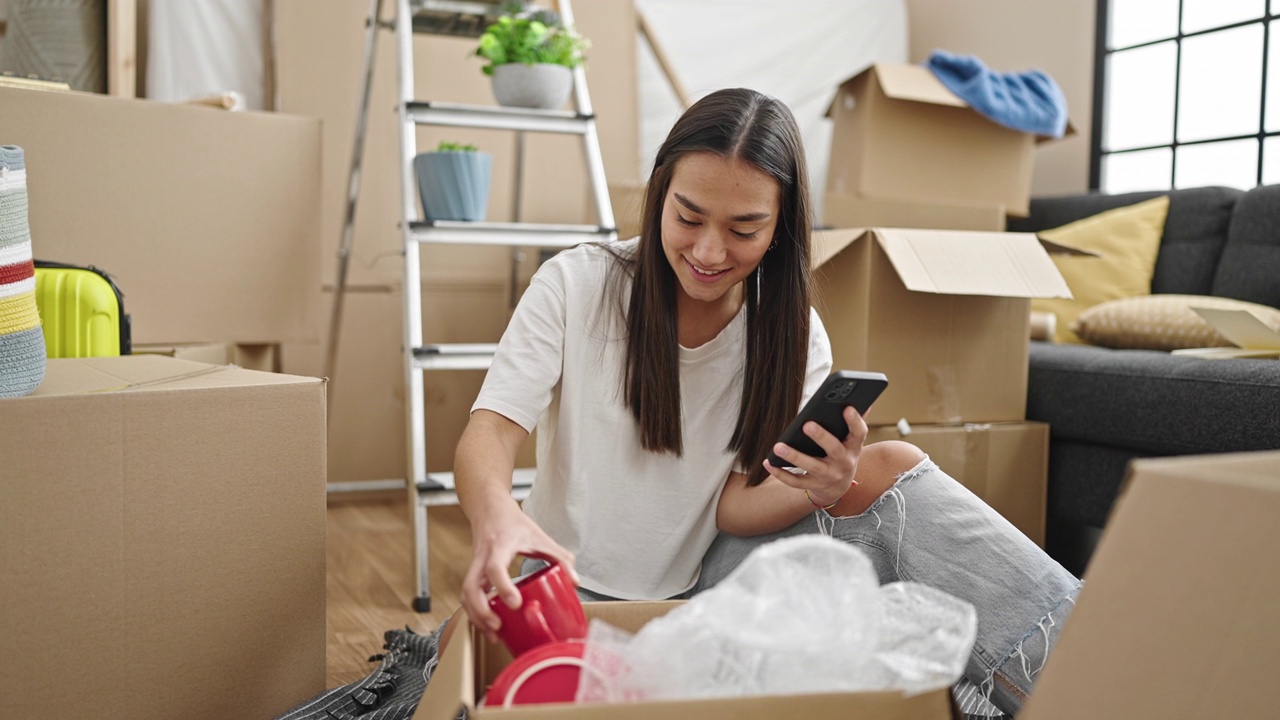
[334,0,616,613]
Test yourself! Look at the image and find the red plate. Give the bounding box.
[482,639,586,708]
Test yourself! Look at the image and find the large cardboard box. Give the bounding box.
[825,64,1071,217]
[414,601,956,720]
[0,87,322,344]
[1020,450,1280,719]
[0,356,328,720]
[812,228,1071,425]
[867,422,1047,545]
[823,193,1005,232]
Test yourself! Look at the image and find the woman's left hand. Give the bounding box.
[762,405,868,508]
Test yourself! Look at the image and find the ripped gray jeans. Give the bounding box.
[690,456,1081,716]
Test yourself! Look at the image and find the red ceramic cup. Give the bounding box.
[488,562,587,657]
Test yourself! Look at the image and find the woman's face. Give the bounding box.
[660,151,781,309]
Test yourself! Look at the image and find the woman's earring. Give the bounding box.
[768,240,778,252]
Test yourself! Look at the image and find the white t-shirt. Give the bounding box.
[472,239,833,599]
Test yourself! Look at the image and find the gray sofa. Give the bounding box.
[1006,184,1280,577]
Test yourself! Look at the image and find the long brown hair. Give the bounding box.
[607,88,813,487]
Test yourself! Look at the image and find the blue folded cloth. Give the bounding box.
[926,49,1069,138]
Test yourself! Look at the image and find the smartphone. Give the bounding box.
[766,370,889,469]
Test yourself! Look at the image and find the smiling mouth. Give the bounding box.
[686,257,729,279]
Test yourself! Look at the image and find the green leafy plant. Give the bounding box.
[475,9,589,76]
[435,141,479,152]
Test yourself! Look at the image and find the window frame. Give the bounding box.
[1090,0,1275,191]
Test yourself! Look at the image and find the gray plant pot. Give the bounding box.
[491,63,573,109]
[414,151,492,222]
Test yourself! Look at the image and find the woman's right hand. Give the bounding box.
[460,504,578,643]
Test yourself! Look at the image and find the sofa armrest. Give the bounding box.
[1027,342,1280,455]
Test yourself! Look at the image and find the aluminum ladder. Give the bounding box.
[332,0,616,612]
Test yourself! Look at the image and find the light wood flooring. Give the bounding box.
[325,491,472,687]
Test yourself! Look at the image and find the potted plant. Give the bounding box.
[475,7,590,109]
[414,141,492,222]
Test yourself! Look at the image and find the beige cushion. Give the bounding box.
[1073,294,1280,350]
[1031,196,1170,344]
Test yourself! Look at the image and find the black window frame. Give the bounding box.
[1090,0,1276,191]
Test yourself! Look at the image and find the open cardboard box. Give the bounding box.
[417,450,1280,719]
[825,63,1074,217]
[812,227,1072,425]
[414,601,957,720]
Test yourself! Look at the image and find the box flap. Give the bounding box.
[873,229,1072,298]
[825,63,968,117]
[1035,234,1102,258]
[1191,307,1280,350]
[873,63,969,108]
[415,616,474,720]
[811,228,870,270]
[1021,451,1280,719]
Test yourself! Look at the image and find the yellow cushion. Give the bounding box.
[1031,196,1170,344]
[1074,294,1280,351]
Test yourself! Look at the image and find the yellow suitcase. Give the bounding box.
[33,261,131,358]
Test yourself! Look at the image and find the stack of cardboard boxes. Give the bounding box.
[0,88,329,719]
[813,63,1077,546]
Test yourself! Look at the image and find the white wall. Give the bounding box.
[907,0,1098,196]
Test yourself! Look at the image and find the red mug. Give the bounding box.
[488,562,587,657]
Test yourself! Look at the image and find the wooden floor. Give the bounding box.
[325,491,472,687]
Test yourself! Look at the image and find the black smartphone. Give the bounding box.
[766,370,889,469]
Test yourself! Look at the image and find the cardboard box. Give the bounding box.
[414,601,956,720]
[1020,450,1280,719]
[825,64,1072,217]
[134,342,282,372]
[0,87,322,344]
[812,228,1071,425]
[0,356,327,720]
[867,422,1047,545]
[823,193,1006,232]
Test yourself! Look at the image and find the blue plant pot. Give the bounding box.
[414,151,492,222]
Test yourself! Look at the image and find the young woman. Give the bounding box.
[453,88,1080,716]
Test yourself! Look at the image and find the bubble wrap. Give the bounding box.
[575,535,976,703]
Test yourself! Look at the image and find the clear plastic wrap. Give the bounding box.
[576,535,975,703]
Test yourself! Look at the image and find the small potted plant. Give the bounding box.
[414,141,492,222]
[475,7,590,109]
